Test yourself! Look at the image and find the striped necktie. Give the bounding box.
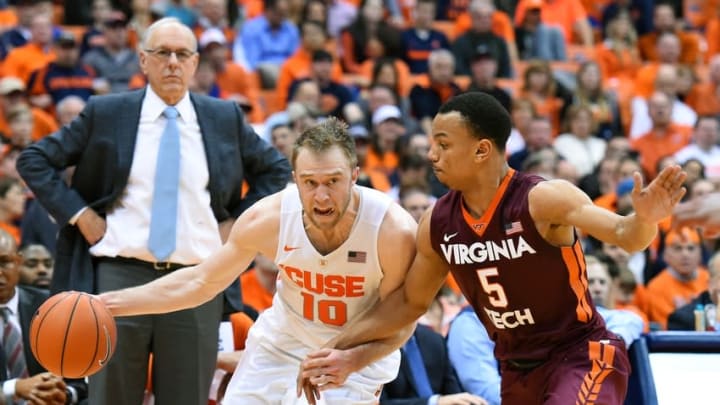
[1,307,28,379]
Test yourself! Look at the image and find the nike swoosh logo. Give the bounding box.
[443,232,458,242]
[283,245,300,252]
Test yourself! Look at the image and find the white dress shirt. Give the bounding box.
[89,86,222,264]
[629,96,697,139]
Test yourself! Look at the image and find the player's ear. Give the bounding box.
[351,166,359,184]
[475,139,492,161]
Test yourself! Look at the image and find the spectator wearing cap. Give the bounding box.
[514,0,593,47]
[2,13,56,83]
[234,0,300,88]
[365,104,405,189]
[514,0,566,61]
[409,49,461,134]
[193,0,235,48]
[400,0,450,74]
[288,50,355,119]
[275,20,342,112]
[464,46,512,112]
[646,227,709,330]
[200,28,264,123]
[82,10,140,94]
[26,31,97,112]
[0,0,37,59]
[451,0,512,77]
[0,77,58,143]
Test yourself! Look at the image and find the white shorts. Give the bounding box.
[222,317,400,405]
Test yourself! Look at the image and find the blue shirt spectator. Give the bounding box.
[234,15,300,71]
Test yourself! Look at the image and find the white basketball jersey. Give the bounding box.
[258,184,391,348]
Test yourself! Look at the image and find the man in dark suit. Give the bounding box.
[668,251,720,331]
[0,229,87,404]
[380,323,487,405]
[16,17,290,405]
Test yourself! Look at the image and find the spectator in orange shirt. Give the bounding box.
[0,176,27,245]
[514,0,594,46]
[646,227,710,330]
[637,4,701,65]
[633,32,682,99]
[365,104,405,183]
[595,12,642,82]
[241,254,278,314]
[2,13,56,83]
[339,0,401,74]
[0,77,58,143]
[276,20,343,111]
[686,55,720,116]
[199,28,264,123]
[3,105,34,150]
[631,91,692,179]
[517,60,568,136]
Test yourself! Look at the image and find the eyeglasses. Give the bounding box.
[144,48,197,62]
[22,258,53,268]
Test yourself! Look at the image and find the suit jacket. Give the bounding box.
[380,325,463,405]
[16,89,291,311]
[0,286,88,401]
[667,291,713,331]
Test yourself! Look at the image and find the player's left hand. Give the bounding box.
[631,165,686,223]
[302,348,354,390]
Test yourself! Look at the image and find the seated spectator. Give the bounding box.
[674,116,720,179]
[276,20,342,111]
[400,0,450,74]
[234,0,299,88]
[637,3,701,65]
[380,323,486,405]
[190,57,227,99]
[646,227,710,330]
[269,123,296,161]
[2,14,56,83]
[387,153,431,201]
[633,32,683,99]
[0,78,58,143]
[629,64,697,139]
[163,0,198,28]
[451,0,512,77]
[240,254,278,314]
[631,91,692,179]
[553,105,607,178]
[586,253,646,341]
[601,0,654,37]
[0,176,26,247]
[506,98,535,157]
[514,0,593,46]
[668,251,720,330]
[595,12,642,83]
[288,50,355,120]
[570,61,622,140]
[517,60,568,136]
[79,0,113,55]
[365,57,412,100]
[27,31,96,112]
[359,83,419,137]
[55,95,86,126]
[81,11,140,94]
[193,0,235,45]
[0,0,37,59]
[366,104,406,183]
[200,28,264,123]
[17,244,53,289]
[514,0,566,61]
[339,0,401,74]
[508,115,553,171]
[685,55,720,116]
[398,185,432,223]
[409,49,461,134]
[352,124,392,192]
[3,105,34,150]
[465,46,512,113]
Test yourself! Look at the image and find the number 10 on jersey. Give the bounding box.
[301,292,348,326]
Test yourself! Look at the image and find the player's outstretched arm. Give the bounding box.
[334,207,449,349]
[99,193,281,317]
[529,165,686,253]
[673,192,720,238]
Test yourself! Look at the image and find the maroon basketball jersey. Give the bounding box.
[431,169,606,361]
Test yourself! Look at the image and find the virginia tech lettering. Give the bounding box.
[440,236,537,265]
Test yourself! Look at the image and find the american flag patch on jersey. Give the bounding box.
[504,221,523,235]
[348,251,367,263]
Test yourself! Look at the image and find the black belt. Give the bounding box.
[100,256,189,271]
[506,359,545,370]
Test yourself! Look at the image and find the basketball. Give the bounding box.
[29,291,117,378]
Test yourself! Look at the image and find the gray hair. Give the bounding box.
[140,17,198,51]
[56,95,86,115]
[428,48,455,68]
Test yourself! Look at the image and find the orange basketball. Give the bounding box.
[29,291,117,378]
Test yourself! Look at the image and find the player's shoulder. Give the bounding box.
[242,187,287,224]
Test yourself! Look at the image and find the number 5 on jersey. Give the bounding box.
[301,292,348,326]
[476,267,508,308]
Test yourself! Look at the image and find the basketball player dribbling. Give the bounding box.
[299,93,687,404]
[98,118,419,404]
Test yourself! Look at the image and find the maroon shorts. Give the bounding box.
[499,330,630,405]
